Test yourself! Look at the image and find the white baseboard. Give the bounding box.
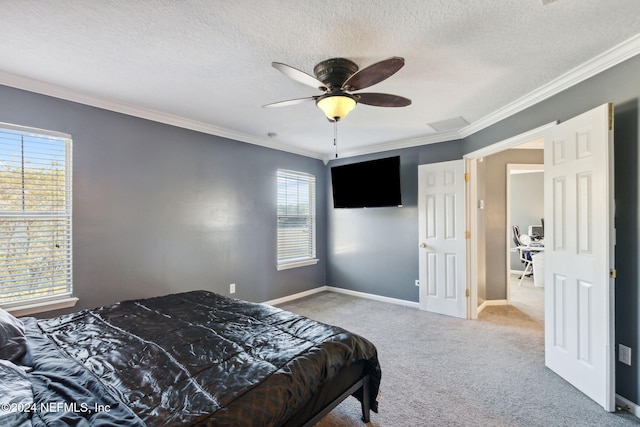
[616,394,640,419]
[325,286,420,309]
[262,286,327,306]
[263,285,420,309]
[477,299,508,314]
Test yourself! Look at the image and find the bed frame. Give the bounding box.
[301,375,371,426]
[275,354,374,427]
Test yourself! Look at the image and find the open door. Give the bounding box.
[544,103,615,411]
[418,160,467,318]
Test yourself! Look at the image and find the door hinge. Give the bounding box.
[610,268,617,279]
[465,231,471,239]
[465,289,470,297]
[464,173,470,182]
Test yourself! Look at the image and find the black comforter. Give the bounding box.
[18,291,381,426]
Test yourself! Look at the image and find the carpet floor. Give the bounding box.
[277,280,639,427]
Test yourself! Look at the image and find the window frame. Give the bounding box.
[276,169,318,270]
[0,122,77,316]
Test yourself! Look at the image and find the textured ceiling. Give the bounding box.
[1,0,640,160]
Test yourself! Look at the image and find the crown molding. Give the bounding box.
[324,129,462,163]
[2,33,639,162]
[462,33,640,136]
[0,70,325,161]
[338,33,640,159]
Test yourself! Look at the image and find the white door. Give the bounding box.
[544,103,615,411]
[418,160,467,318]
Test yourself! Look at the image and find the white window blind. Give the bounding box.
[277,169,316,268]
[0,124,72,307]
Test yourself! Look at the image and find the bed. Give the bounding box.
[0,290,381,426]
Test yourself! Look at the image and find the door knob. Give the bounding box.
[420,243,427,248]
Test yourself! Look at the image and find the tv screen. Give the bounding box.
[331,156,402,208]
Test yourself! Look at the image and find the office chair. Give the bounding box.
[512,225,522,248]
[512,225,533,286]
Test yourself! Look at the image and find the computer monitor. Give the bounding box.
[528,225,544,240]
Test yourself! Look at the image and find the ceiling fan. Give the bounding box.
[263,57,411,122]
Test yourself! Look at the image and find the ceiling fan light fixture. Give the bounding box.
[316,94,357,122]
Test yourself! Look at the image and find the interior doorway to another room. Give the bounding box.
[466,105,615,411]
[465,123,552,321]
[507,164,544,324]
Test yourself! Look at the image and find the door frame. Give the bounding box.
[464,122,556,319]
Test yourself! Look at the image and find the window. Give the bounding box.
[277,169,317,270]
[0,123,74,312]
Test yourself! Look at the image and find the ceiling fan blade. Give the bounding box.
[272,62,327,91]
[262,96,318,108]
[342,57,405,91]
[355,92,411,107]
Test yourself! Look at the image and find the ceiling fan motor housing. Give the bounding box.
[313,58,358,91]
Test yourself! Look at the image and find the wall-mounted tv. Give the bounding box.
[331,156,402,208]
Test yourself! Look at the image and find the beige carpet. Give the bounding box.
[277,284,638,427]
[509,271,544,324]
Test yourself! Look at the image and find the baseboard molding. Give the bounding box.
[616,394,640,419]
[263,285,420,309]
[325,286,420,309]
[262,286,328,306]
[477,299,508,314]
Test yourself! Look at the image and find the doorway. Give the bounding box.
[507,163,544,323]
[465,124,552,320]
[465,103,615,411]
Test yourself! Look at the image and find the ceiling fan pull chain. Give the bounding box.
[334,120,339,158]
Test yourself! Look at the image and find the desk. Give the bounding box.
[523,245,544,252]
[531,251,545,287]
[517,244,544,286]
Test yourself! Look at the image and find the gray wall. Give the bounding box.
[326,141,463,302]
[0,85,327,313]
[614,97,639,405]
[476,159,487,305]
[509,170,544,271]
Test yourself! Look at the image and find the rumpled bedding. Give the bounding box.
[11,291,380,426]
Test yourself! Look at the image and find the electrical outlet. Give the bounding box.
[619,344,632,366]
[230,283,236,294]
[415,279,420,287]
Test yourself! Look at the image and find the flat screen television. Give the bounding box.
[331,156,402,208]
